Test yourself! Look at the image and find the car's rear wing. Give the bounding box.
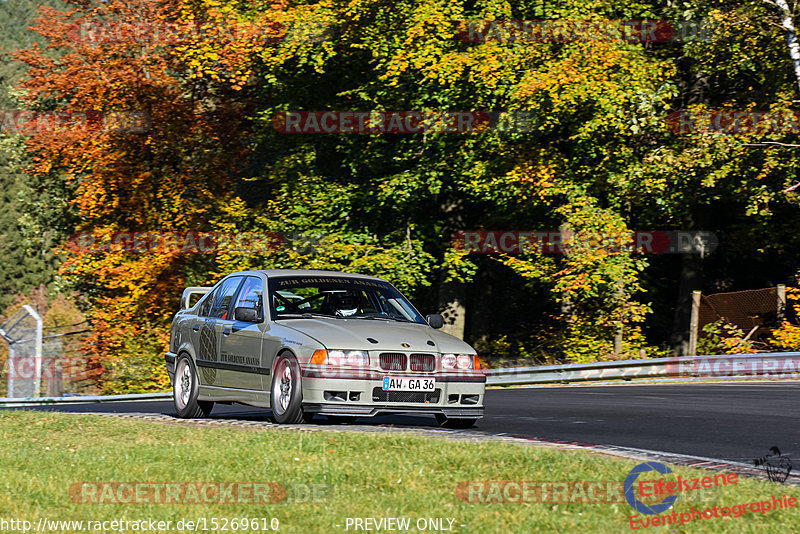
[181,287,212,309]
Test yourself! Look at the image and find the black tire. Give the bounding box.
[302,411,316,423]
[270,353,308,424]
[436,414,478,429]
[173,355,214,418]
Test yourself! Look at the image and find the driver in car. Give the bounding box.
[324,291,362,317]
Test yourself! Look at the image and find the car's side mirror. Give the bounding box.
[234,307,259,323]
[426,314,444,329]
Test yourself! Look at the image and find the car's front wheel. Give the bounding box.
[173,355,214,418]
[270,354,312,424]
[436,414,478,429]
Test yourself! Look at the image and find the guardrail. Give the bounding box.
[0,392,170,407]
[1,352,799,404]
[485,352,800,385]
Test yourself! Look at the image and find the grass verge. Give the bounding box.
[0,411,798,533]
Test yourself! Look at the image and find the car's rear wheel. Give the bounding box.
[270,354,311,424]
[173,355,214,418]
[436,414,478,429]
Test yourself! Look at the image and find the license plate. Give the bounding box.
[382,376,436,392]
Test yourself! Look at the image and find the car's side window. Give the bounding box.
[198,289,217,317]
[234,276,264,313]
[210,276,244,320]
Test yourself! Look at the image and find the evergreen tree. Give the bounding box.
[0,0,64,309]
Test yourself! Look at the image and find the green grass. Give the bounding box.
[0,411,798,533]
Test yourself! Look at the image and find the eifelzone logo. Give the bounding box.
[625,461,740,519]
[624,463,678,515]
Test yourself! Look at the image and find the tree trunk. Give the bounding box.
[774,0,800,93]
[670,210,704,355]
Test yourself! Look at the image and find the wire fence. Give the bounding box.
[0,305,42,398]
[698,287,784,346]
[0,306,92,398]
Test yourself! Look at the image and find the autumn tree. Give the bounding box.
[13,0,800,392]
[15,0,268,390]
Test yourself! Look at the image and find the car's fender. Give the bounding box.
[264,323,326,368]
[176,339,198,362]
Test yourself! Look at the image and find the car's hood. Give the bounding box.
[279,318,475,354]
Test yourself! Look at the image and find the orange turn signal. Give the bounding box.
[310,349,328,365]
[473,354,481,370]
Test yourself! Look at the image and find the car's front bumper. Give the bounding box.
[300,367,486,419]
[302,403,484,418]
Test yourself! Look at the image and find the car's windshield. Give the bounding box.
[268,276,426,324]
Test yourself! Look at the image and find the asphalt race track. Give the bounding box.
[7,382,799,467]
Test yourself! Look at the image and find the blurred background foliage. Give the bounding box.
[3,0,800,391]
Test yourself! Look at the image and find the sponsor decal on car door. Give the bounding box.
[202,276,245,388]
[189,285,219,386]
[217,276,267,390]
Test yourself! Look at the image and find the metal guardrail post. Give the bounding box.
[688,290,701,356]
[27,305,43,398]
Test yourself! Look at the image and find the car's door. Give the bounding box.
[260,277,287,392]
[217,275,266,390]
[204,275,245,389]
[190,284,220,386]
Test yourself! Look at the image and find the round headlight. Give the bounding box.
[326,350,369,366]
[457,354,473,369]
[442,354,457,369]
[346,351,369,367]
[328,350,346,364]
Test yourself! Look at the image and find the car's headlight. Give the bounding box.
[457,354,473,369]
[442,353,479,370]
[311,349,369,367]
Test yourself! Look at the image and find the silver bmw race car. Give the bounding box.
[165,270,485,427]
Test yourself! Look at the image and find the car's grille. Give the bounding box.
[409,353,435,372]
[372,388,441,403]
[379,353,407,371]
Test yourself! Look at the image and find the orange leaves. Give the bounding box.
[505,160,558,201]
[514,39,675,136]
[15,0,258,390]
